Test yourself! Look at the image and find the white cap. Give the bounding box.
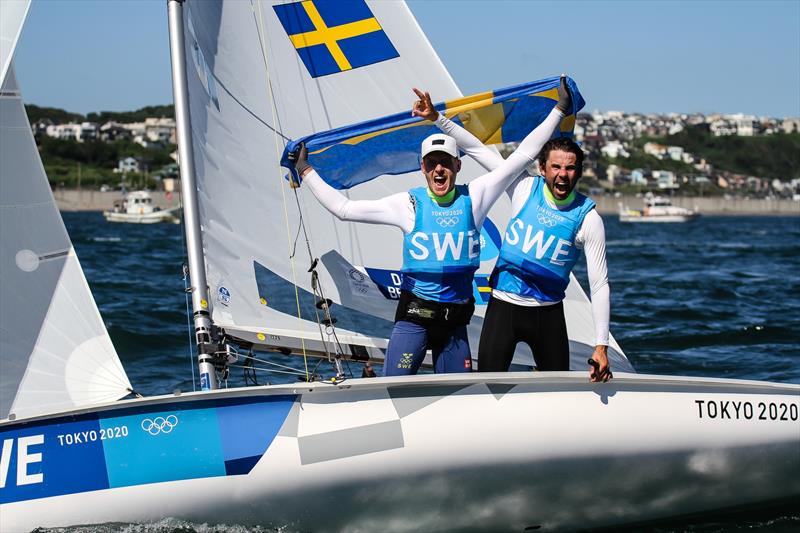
[420,133,458,159]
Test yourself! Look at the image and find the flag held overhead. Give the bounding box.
[281,76,585,189]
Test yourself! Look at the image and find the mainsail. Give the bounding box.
[0,63,132,420]
[0,0,29,85]
[180,0,632,372]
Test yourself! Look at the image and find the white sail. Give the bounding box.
[0,0,30,86]
[181,0,631,372]
[0,65,132,420]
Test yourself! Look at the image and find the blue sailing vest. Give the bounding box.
[401,185,480,302]
[492,177,595,302]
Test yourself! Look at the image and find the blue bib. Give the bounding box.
[401,185,480,302]
[492,177,595,302]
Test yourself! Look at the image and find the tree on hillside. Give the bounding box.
[659,125,800,180]
[25,104,83,124]
[86,105,174,124]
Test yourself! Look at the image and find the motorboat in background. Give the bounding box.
[103,190,180,224]
[619,192,700,222]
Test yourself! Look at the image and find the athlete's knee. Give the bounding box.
[384,350,422,376]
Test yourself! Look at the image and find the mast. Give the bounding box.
[167,0,218,390]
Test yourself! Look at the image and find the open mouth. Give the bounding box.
[553,180,570,196]
[433,176,448,190]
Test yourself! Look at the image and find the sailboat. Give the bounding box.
[1,1,798,531]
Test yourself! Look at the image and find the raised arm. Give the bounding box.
[412,88,504,171]
[290,144,414,233]
[467,75,572,227]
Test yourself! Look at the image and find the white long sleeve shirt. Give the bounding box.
[303,107,564,235]
[435,114,610,347]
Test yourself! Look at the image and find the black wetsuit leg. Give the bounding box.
[529,301,569,371]
[478,298,570,372]
[477,297,519,371]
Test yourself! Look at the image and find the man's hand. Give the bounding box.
[288,142,312,178]
[411,88,438,121]
[588,345,612,382]
[555,74,572,115]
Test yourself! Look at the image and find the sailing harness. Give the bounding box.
[395,290,475,327]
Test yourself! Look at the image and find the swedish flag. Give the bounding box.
[281,76,586,189]
[273,0,399,78]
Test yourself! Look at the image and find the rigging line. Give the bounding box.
[253,0,310,381]
[252,1,353,381]
[195,16,290,144]
[287,180,353,373]
[310,268,348,360]
[288,203,305,260]
[228,363,308,378]
[175,178,195,391]
[170,88,196,387]
[238,354,310,374]
[182,264,197,392]
[252,0,346,314]
[309,271,334,362]
[207,65,290,141]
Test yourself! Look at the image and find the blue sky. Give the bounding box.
[13,0,800,117]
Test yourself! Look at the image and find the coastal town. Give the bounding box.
[29,105,800,202]
[573,111,800,199]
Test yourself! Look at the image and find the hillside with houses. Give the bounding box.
[572,111,800,199]
[27,103,800,200]
[28,104,179,190]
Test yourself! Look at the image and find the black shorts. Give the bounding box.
[477,296,569,371]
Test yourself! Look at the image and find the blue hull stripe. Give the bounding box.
[0,395,296,504]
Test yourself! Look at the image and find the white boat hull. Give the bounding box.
[102,208,180,224]
[2,372,798,532]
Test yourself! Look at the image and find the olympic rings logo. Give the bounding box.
[537,214,558,228]
[436,217,459,227]
[348,268,366,282]
[141,415,179,435]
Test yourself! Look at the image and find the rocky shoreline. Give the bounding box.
[52,189,799,216]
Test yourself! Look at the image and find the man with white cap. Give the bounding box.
[289,84,570,375]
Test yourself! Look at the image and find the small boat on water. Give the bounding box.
[103,190,180,224]
[619,193,699,223]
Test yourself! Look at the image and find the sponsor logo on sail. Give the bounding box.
[348,268,370,294]
[348,269,366,282]
[218,286,231,306]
